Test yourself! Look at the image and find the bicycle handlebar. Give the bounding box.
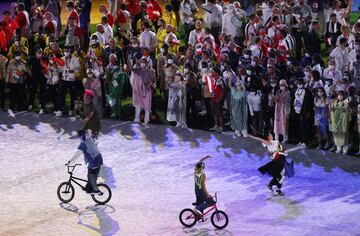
[65,163,82,167]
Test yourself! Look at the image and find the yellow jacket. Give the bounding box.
[156,27,167,51]
[163,12,177,29]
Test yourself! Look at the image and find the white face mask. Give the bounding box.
[64,52,70,57]
[298,84,304,89]
[184,68,189,73]
[251,61,256,66]
[304,71,310,77]
[88,74,94,78]
[270,83,277,88]
[220,65,225,71]
[140,63,147,68]
[246,70,252,75]
[244,54,249,59]
[280,85,286,90]
[318,92,324,97]
[15,56,21,60]
[329,65,335,70]
[160,48,164,53]
[167,59,173,64]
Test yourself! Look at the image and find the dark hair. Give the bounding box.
[120,3,126,10]
[312,70,321,81]
[101,16,108,23]
[143,20,150,29]
[196,162,205,169]
[165,4,172,12]
[3,10,10,15]
[339,37,348,45]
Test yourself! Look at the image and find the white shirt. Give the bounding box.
[323,67,342,81]
[247,91,261,115]
[222,12,242,38]
[103,23,113,45]
[202,3,223,28]
[330,46,349,73]
[188,29,205,47]
[91,32,105,46]
[61,56,80,81]
[180,0,197,24]
[336,33,355,50]
[140,30,157,51]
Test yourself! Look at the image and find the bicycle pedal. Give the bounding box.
[197,217,207,223]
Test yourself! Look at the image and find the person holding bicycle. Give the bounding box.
[193,155,215,215]
[67,129,103,195]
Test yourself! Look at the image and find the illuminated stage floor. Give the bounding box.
[0,111,359,236]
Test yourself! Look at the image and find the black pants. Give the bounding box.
[8,83,26,111]
[46,84,59,111]
[0,80,5,109]
[27,79,37,107]
[269,174,283,189]
[74,80,84,102]
[210,26,221,45]
[183,23,194,43]
[251,111,263,136]
[263,107,275,134]
[27,77,47,108]
[186,92,196,121]
[294,31,307,60]
[85,167,100,192]
[294,113,308,144]
[59,80,77,111]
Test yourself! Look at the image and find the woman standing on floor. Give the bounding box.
[229,79,248,137]
[330,91,350,154]
[166,71,187,128]
[273,79,291,143]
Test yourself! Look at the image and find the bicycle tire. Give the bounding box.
[179,208,197,228]
[211,210,229,229]
[57,182,75,203]
[91,183,112,205]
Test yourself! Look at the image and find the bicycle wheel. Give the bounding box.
[211,210,229,229]
[179,208,197,228]
[91,183,112,205]
[57,182,75,203]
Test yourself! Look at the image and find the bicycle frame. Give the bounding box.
[66,164,88,189]
[189,192,219,219]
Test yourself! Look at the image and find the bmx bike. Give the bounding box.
[57,164,112,205]
[179,192,229,229]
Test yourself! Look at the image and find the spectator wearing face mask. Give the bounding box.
[323,58,343,82]
[336,24,355,50]
[325,13,342,50]
[273,79,291,143]
[229,78,248,137]
[330,37,349,74]
[330,91,350,154]
[6,51,29,117]
[293,78,314,148]
[352,54,360,90]
[7,36,29,61]
[314,87,330,149]
[306,21,322,56]
[130,58,156,124]
[163,54,179,112]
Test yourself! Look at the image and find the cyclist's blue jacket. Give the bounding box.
[78,135,103,169]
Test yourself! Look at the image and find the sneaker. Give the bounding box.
[267,184,273,191]
[323,142,330,150]
[8,109,15,117]
[28,105,32,111]
[218,127,223,133]
[175,122,182,128]
[133,118,140,122]
[316,145,322,150]
[300,143,307,148]
[224,121,230,126]
[276,189,284,195]
[110,113,115,118]
[235,130,241,137]
[343,146,349,155]
[55,111,62,117]
[209,125,219,131]
[90,190,101,196]
[336,146,342,154]
[68,111,73,116]
[329,146,336,152]
[39,109,44,115]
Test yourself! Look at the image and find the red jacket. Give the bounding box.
[126,1,140,17]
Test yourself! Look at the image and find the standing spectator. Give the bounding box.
[130,58,156,124]
[139,21,157,60]
[330,37,349,74]
[336,24,355,50]
[45,0,61,34]
[90,24,106,47]
[273,80,291,143]
[43,12,58,39]
[6,52,28,117]
[15,3,30,38]
[0,52,6,110]
[163,5,177,30]
[331,91,350,154]
[65,1,79,26]
[323,57,343,82]
[156,19,167,51]
[314,87,330,149]
[293,78,314,147]
[247,86,263,136]
[78,0,92,50]
[83,68,102,117]
[58,46,81,117]
[325,13,342,49]
[229,79,248,137]
[166,71,187,128]
[183,63,199,121]
[201,0,223,44]
[115,4,132,47]
[209,67,225,132]
[188,20,205,47]
[2,11,18,47]
[306,21,322,56]
[28,48,47,113]
[180,0,197,43]
[221,4,242,43]
[65,16,83,48]
[101,16,113,46]
[104,37,125,67]
[99,4,114,27]
[43,54,63,114]
[245,14,258,47]
[105,54,126,119]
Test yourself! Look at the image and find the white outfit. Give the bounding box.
[140,30,158,51]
